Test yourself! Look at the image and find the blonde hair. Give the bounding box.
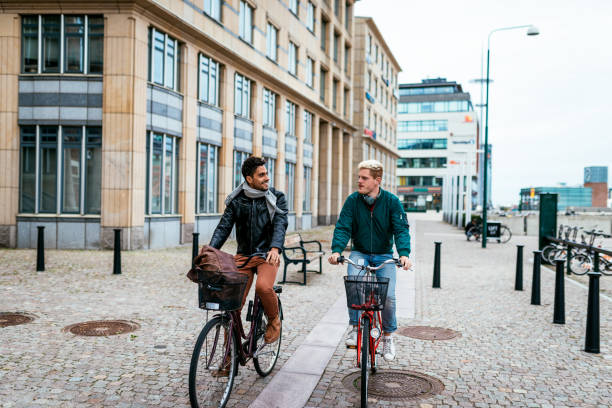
[358,160,384,180]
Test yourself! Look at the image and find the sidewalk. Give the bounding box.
[1,216,610,407]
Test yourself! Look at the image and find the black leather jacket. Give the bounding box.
[209,188,289,255]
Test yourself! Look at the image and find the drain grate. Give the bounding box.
[397,326,461,341]
[63,320,140,336]
[0,312,36,328]
[342,370,444,401]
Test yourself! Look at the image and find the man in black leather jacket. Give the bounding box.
[210,156,288,343]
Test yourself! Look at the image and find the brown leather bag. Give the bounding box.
[187,245,238,283]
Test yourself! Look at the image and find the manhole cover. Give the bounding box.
[0,312,36,328]
[63,320,140,336]
[342,370,444,401]
[397,326,461,341]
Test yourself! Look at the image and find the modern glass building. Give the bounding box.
[397,78,479,224]
[519,186,592,211]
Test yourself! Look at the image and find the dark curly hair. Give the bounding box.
[241,156,267,179]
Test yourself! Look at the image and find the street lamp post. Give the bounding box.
[481,24,539,248]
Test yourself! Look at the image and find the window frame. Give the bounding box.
[234,73,252,118]
[306,2,315,32]
[149,27,180,92]
[203,0,222,22]
[288,41,298,76]
[306,57,314,88]
[146,131,179,215]
[266,22,278,62]
[239,0,253,44]
[198,53,220,106]
[263,88,276,128]
[196,141,219,214]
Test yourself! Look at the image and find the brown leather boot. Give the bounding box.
[264,315,281,344]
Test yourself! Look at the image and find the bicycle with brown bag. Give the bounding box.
[187,248,283,408]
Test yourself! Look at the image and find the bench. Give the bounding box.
[280,233,325,285]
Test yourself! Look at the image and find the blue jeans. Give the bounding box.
[347,250,397,333]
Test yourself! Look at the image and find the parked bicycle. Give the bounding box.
[465,223,512,243]
[188,252,283,408]
[338,255,401,408]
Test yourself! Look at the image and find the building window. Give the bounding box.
[343,88,349,117]
[197,142,218,213]
[398,176,443,187]
[289,0,299,15]
[288,41,298,76]
[344,45,349,74]
[150,28,179,91]
[199,54,220,106]
[375,44,379,63]
[263,88,276,128]
[398,157,447,169]
[266,23,278,61]
[332,79,338,111]
[234,73,251,118]
[203,0,222,22]
[306,2,315,32]
[367,34,372,56]
[239,1,253,44]
[21,15,104,74]
[303,110,313,143]
[374,79,377,98]
[265,157,276,187]
[344,1,351,31]
[397,138,447,150]
[320,68,327,102]
[334,0,340,17]
[285,162,295,211]
[333,32,339,62]
[366,107,370,128]
[398,100,472,113]
[306,57,314,88]
[233,150,250,189]
[321,17,328,52]
[398,120,448,132]
[303,166,312,211]
[19,125,101,214]
[286,101,297,136]
[146,132,179,214]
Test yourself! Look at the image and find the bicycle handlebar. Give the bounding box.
[337,256,402,271]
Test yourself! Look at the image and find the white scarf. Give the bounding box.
[225,182,285,220]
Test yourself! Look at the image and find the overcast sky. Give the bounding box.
[355,0,612,206]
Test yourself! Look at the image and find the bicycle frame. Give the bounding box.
[356,309,383,369]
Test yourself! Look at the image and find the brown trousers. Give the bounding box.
[234,255,279,320]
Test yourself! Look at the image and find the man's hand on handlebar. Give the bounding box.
[266,247,281,266]
[399,256,412,271]
[328,252,341,265]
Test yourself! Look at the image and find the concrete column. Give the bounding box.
[179,43,197,244]
[252,82,263,157]
[331,127,343,223]
[311,114,320,226]
[218,65,236,210]
[317,121,332,225]
[0,14,20,248]
[342,132,353,201]
[275,95,286,194]
[101,14,148,249]
[295,105,305,230]
[458,166,464,227]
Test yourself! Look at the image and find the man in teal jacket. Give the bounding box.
[329,159,411,361]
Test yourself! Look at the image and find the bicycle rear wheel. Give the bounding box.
[253,299,283,377]
[189,316,237,408]
[500,226,512,243]
[360,316,370,408]
[570,253,591,275]
[541,245,556,264]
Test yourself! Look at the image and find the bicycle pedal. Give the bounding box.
[253,343,267,358]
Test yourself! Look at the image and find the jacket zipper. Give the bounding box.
[250,199,255,255]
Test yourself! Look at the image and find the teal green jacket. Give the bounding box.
[331,189,411,257]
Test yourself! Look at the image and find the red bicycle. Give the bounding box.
[339,256,400,408]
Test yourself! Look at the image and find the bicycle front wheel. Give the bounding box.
[189,316,237,408]
[500,226,512,243]
[253,299,283,377]
[360,317,370,408]
[570,253,591,275]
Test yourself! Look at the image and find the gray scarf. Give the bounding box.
[225,182,285,220]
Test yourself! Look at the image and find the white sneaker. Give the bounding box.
[345,326,358,347]
[382,335,396,361]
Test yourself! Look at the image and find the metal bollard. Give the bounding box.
[113,229,122,275]
[192,232,200,266]
[36,226,45,272]
[515,245,524,291]
[566,244,572,275]
[531,250,542,305]
[553,259,565,324]
[584,252,600,353]
[432,241,441,288]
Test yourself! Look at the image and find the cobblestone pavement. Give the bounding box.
[0,226,344,407]
[306,216,612,407]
